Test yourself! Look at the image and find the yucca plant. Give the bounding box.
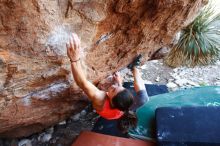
[165,3,220,67]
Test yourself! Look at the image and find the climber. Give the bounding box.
[66,33,149,134]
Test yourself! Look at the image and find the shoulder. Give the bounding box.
[93,93,108,111]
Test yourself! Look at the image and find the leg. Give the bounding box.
[132,67,145,92]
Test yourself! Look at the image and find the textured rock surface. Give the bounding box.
[0,0,205,138]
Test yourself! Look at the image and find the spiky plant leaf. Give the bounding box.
[165,2,220,67]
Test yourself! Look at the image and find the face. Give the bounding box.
[107,84,125,102]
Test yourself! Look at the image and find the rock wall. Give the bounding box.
[0,0,205,138]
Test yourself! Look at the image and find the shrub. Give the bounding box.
[165,3,220,67]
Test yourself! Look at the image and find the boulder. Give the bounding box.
[0,0,205,138]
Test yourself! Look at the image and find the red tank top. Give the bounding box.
[96,94,124,120]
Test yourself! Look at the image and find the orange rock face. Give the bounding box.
[0,0,205,138]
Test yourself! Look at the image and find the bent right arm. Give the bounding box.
[133,67,146,92]
[131,67,149,110]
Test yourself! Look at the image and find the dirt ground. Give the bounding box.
[1,59,220,146]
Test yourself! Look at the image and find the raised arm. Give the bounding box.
[131,67,149,110]
[67,33,106,109]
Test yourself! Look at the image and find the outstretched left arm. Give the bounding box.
[67,33,106,109]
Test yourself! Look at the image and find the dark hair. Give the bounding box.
[112,89,137,134]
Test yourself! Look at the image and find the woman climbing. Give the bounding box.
[66,33,149,136]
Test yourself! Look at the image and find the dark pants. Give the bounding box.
[92,117,129,138]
